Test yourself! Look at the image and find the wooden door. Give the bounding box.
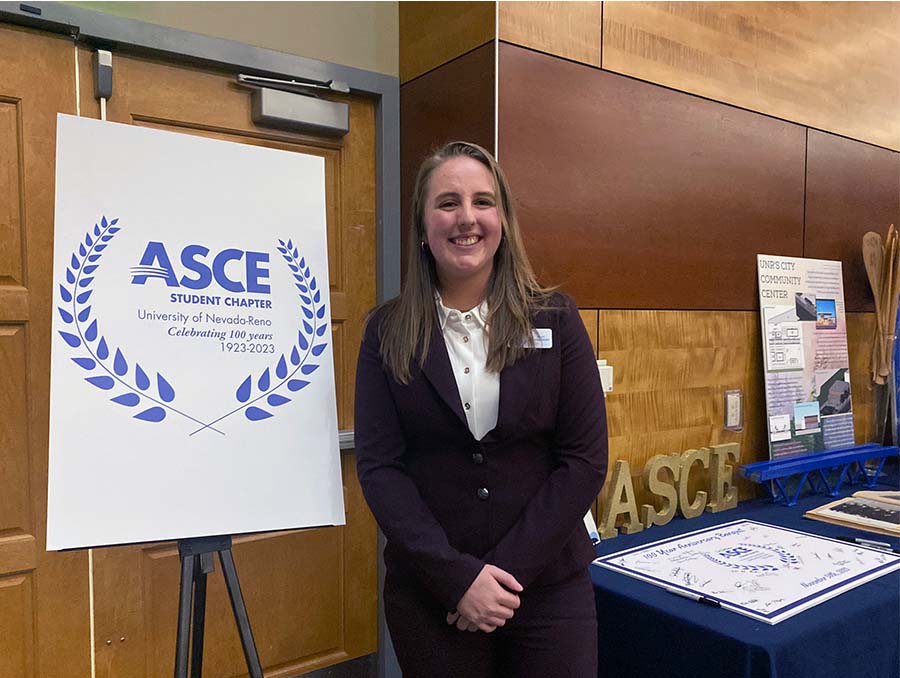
[0,24,94,678]
[75,49,378,678]
[0,18,378,676]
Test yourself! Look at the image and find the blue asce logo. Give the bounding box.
[57,217,328,435]
[130,241,271,294]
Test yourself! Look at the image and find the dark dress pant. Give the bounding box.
[384,568,598,678]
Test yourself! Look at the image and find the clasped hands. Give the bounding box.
[446,564,522,633]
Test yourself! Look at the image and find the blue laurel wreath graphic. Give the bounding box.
[57,216,184,424]
[235,238,328,422]
[60,220,323,436]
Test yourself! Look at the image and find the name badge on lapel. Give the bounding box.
[529,328,553,349]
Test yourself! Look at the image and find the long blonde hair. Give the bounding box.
[376,141,555,384]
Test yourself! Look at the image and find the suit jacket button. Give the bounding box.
[472,452,484,465]
[477,487,489,501]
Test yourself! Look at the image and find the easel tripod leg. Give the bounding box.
[190,554,210,678]
[219,549,264,678]
[175,553,196,678]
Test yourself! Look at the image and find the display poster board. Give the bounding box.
[757,255,854,459]
[47,115,344,550]
[593,520,900,624]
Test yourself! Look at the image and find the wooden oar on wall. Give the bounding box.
[862,224,898,444]
[882,226,900,382]
[877,225,895,381]
[863,224,899,386]
[862,231,884,382]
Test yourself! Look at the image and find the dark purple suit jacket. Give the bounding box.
[354,293,608,611]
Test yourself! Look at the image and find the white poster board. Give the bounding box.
[47,115,344,550]
[593,520,900,624]
[757,255,854,459]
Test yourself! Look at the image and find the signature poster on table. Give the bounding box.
[47,114,344,550]
[757,255,854,460]
[593,520,900,624]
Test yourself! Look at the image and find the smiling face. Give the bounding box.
[422,156,503,298]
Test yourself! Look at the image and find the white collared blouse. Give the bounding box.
[435,295,500,441]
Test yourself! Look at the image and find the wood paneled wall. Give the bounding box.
[497,1,900,151]
[401,2,900,154]
[579,310,878,504]
[499,42,806,311]
[602,2,900,151]
[593,310,764,502]
[400,43,496,274]
[499,42,899,315]
[847,313,879,444]
[805,131,900,313]
[398,1,895,519]
[499,1,601,67]
[399,1,495,83]
[496,41,893,507]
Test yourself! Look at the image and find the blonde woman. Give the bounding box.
[355,141,608,677]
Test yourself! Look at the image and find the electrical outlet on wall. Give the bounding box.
[724,389,743,431]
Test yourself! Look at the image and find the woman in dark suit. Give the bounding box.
[354,141,608,677]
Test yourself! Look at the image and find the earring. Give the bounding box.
[420,240,428,251]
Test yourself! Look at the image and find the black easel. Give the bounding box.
[174,535,263,678]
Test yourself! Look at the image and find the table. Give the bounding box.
[591,482,900,678]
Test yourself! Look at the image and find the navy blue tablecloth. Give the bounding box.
[591,485,900,678]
